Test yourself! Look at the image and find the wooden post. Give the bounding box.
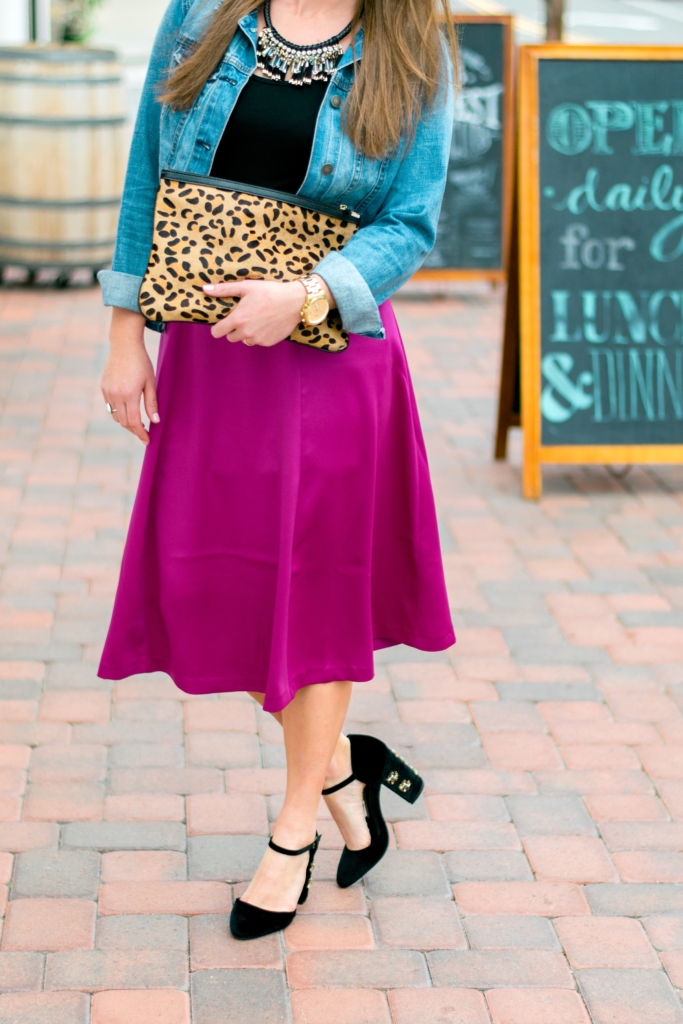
[494,183,520,460]
[518,47,543,499]
[29,0,51,42]
[545,0,564,41]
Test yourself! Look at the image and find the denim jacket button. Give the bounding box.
[330,95,341,108]
[321,163,334,175]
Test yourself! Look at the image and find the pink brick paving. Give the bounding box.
[1,285,683,1023]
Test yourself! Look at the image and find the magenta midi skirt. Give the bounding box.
[98,301,455,712]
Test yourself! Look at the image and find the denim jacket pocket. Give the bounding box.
[332,150,388,216]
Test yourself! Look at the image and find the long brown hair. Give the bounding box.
[160,0,457,159]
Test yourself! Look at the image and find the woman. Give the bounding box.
[98,0,456,940]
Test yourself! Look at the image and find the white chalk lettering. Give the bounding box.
[546,100,683,156]
[550,290,683,346]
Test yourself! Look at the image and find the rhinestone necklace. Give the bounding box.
[256,0,353,86]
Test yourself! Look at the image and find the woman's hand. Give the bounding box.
[204,276,333,347]
[101,307,159,446]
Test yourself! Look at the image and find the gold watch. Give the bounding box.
[299,275,330,326]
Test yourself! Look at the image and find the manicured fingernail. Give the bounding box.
[152,413,160,423]
[203,284,215,292]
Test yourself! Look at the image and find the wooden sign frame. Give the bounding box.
[519,45,683,499]
[414,14,515,284]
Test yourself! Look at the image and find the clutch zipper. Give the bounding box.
[161,169,360,222]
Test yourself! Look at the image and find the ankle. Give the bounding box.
[272,811,318,852]
[325,733,351,786]
[271,829,317,851]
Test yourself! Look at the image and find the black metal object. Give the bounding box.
[0,264,107,287]
[28,0,38,42]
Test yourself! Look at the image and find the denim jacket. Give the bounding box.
[99,0,454,338]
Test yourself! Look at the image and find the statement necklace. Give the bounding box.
[256,0,353,86]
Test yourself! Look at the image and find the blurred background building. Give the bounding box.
[450,0,683,45]
[3,0,683,133]
[89,0,683,121]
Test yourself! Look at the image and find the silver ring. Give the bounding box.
[105,402,117,414]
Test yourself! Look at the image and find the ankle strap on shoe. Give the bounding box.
[321,772,356,796]
[268,835,319,857]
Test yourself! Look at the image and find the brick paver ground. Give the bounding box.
[1,283,683,1023]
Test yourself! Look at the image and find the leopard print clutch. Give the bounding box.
[139,172,361,352]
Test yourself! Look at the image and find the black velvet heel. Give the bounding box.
[322,734,424,889]
[229,833,320,940]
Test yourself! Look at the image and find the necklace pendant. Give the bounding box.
[256,0,351,86]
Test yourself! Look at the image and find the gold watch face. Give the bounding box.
[306,296,329,325]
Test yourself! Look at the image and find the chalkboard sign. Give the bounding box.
[518,46,683,497]
[417,16,514,282]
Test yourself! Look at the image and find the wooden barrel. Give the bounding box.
[0,45,126,271]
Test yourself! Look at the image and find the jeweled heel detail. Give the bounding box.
[229,833,321,940]
[381,748,424,804]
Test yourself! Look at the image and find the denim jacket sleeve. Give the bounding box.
[315,74,455,339]
[98,0,188,313]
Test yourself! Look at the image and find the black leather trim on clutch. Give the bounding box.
[161,170,360,223]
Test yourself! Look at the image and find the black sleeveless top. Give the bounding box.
[211,75,327,194]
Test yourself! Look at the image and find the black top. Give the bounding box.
[211,75,327,194]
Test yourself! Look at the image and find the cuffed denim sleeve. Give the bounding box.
[105,0,187,310]
[314,250,385,338]
[98,269,143,312]
[317,63,454,338]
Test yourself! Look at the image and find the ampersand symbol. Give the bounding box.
[541,353,594,424]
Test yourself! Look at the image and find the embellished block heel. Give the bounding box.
[230,833,320,940]
[322,734,424,889]
[350,733,424,805]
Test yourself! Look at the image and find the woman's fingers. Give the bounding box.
[203,280,252,299]
[112,398,129,429]
[122,398,150,444]
[100,323,156,445]
[210,317,234,340]
[205,281,253,340]
[205,279,303,347]
[143,378,161,425]
[101,391,121,424]
[211,313,245,342]
[102,390,151,444]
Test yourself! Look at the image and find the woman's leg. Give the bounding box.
[242,680,353,912]
[248,689,371,854]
